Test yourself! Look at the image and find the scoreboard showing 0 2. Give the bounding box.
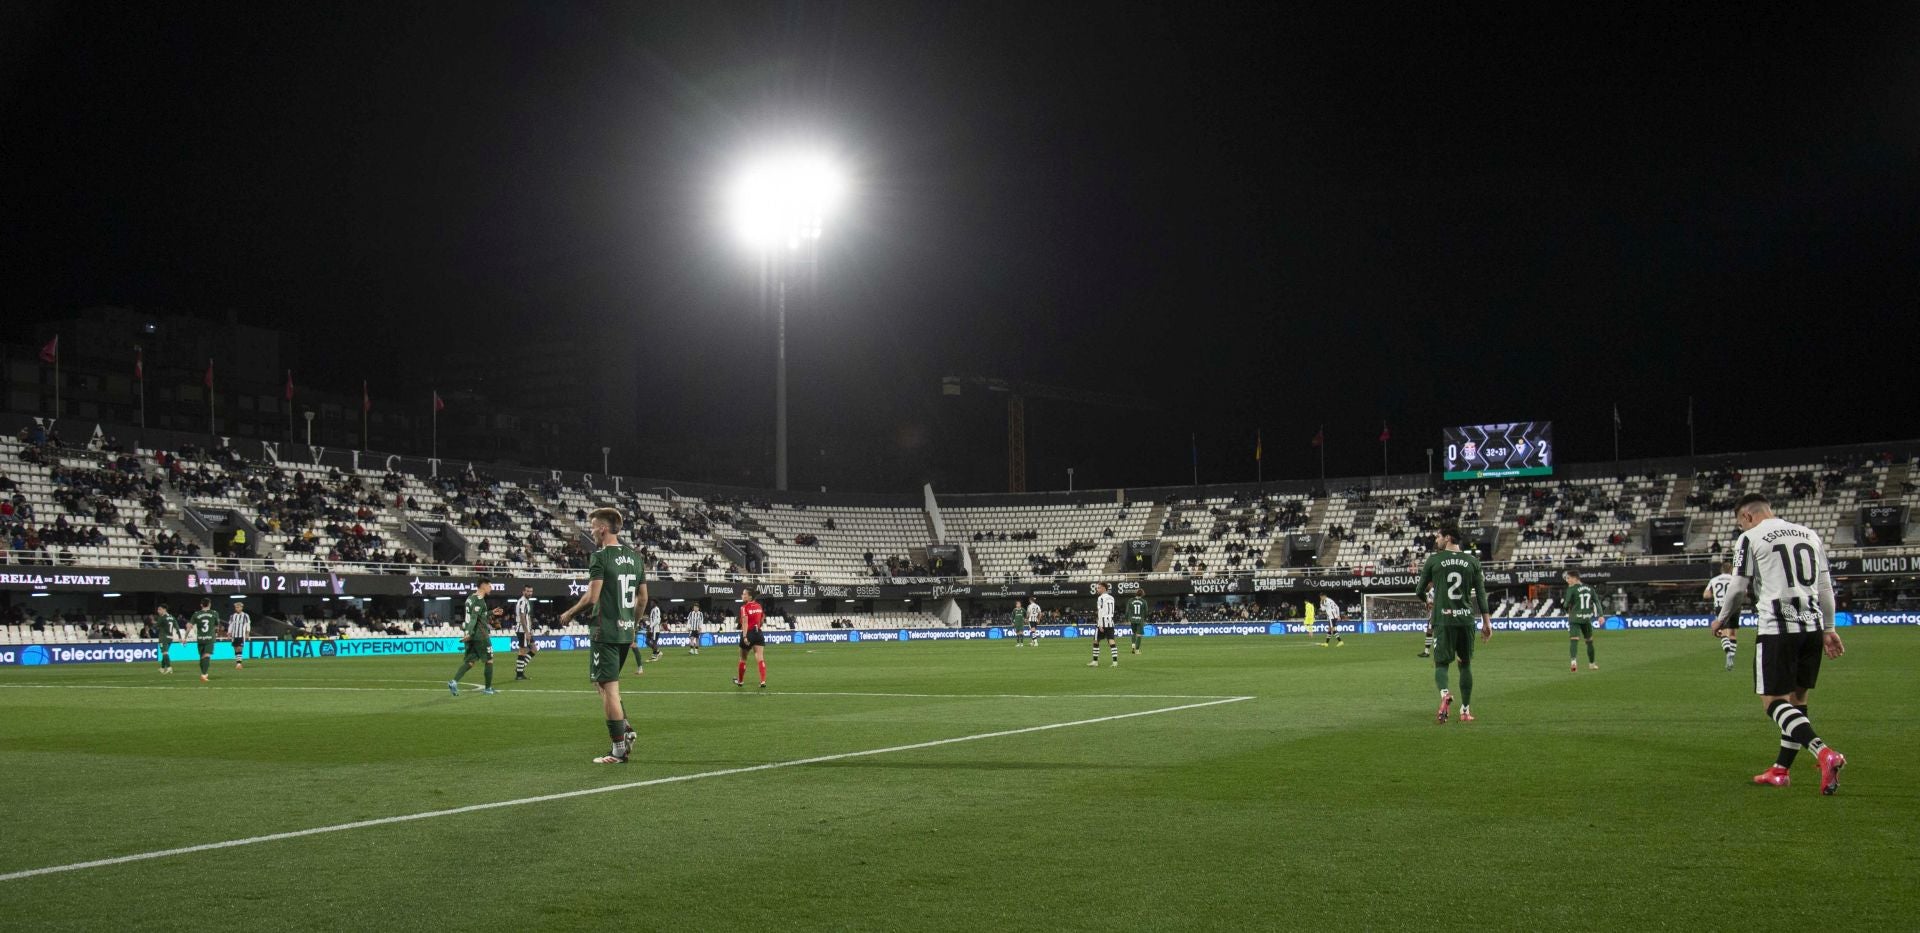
[1442,421,1553,480]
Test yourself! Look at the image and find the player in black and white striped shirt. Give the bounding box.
[1704,561,1739,671]
[513,585,538,680]
[1709,494,1848,793]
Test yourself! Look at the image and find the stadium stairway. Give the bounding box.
[1664,477,1694,516]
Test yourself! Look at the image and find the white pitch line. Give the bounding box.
[0,695,1253,883]
[0,683,1247,700]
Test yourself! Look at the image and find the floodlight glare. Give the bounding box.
[729,152,843,249]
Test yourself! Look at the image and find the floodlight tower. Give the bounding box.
[729,152,842,491]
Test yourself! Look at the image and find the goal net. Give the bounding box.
[1362,592,1427,623]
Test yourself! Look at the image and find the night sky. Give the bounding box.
[5,3,1917,492]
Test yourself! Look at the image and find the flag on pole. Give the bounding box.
[284,371,294,402]
[203,360,214,389]
[1379,422,1391,443]
[1311,427,1324,448]
[1686,397,1693,427]
[362,381,371,413]
[39,336,59,364]
[134,347,143,382]
[433,390,445,413]
[1254,429,1262,462]
[1612,404,1622,430]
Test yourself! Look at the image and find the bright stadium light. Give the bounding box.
[726,147,845,491]
[728,152,843,249]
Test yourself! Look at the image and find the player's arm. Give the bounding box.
[1814,547,1845,659]
[1708,576,1748,635]
[1700,580,1714,600]
[1473,563,1491,641]
[559,580,601,625]
[633,580,648,621]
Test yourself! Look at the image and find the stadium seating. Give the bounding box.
[7,432,1918,589]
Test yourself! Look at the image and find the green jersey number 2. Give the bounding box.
[1446,572,1463,602]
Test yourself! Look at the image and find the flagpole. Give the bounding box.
[431,394,438,460]
[1612,403,1621,472]
[207,358,215,438]
[1318,426,1326,486]
[54,350,61,419]
[1256,429,1262,484]
[1687,396,1695,458]
[136,349,145,431]
[1190,433,1198,486]
[286,371,293,442]
[361,382,369,452]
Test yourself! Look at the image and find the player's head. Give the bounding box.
[476,579,493,594]
[1563,570,1581,583]
[199,597,211,609]
[232,600,244,610]
[156,604,169,615]
[740,587,754,602]
[1095,583,1106,595]
[1436,523,1462,549]
[588,507,623,543]
[1734,493,1773,531]
[521,585,533,596]
[1720,560,1733,574]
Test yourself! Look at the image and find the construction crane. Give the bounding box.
[941,376,1163,492]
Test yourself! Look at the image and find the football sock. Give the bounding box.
[1569,638,1579,660]
[1132,633,1141,650]
[1092,644,1100,662]
[515,654,529,675]
[1458,663,1474,705]
[453,661,473,683]
[737,660,747,681]
[158,649,169,670]
[1110,644,1118,661]
[199,655,210,676]
[1434,665,1449,694]
[757,660,767,683]
[1768,699,1825,753]
[1422,635,1436,654]
[483,662,493,689]
[1775,740,1801,770]
[1721,636,1736,660]
[1586,639,1596,663]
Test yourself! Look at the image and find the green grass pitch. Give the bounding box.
[1,628,1916,932]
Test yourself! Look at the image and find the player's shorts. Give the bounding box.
[196,639,215,656]
[1567,618,1594,638]
[516,631,536,653]
[1096,625,1116,640]
[589,642,630,683]
[1754,632,1823,696]
[740,628,766,648]
[1129,621,1144,636]
[1432,626,1476,665]
[463,639,492,664]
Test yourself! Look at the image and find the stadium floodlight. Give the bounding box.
[728,152,843,250]
[727,148,844,491]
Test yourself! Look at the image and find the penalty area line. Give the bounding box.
[0,694,1252,883]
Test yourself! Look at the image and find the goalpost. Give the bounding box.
[1362,592,1428,623]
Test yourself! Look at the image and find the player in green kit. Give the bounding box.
[1126,592,1147,654]
[1414,524,1492,723]
[446,580,498,695]
[1563,569,1599,672]
[1011,599,1028,647]
[153,604,176,674]
[558,507,646,764]
[188,597,221,682]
